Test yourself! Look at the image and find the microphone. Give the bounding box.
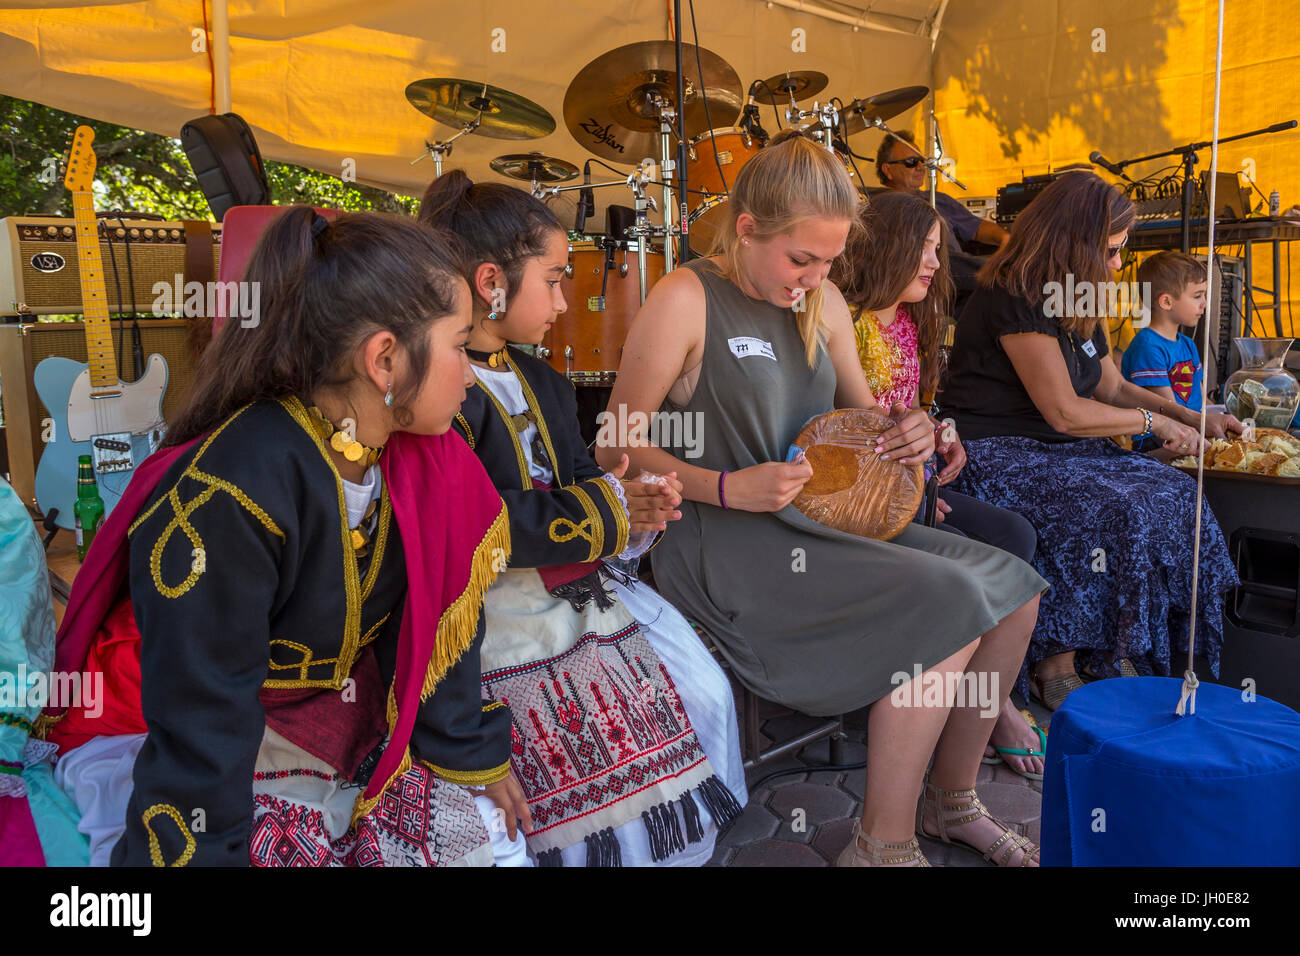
[1089,150,1131,180]
[740,82,768,144]
[575,161,595,234]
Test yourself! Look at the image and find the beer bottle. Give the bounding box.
[74,454,105,562]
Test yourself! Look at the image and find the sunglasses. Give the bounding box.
[1107,243,1127,260]
[886,156,926,169]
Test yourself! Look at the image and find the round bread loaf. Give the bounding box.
[791,408,925,540]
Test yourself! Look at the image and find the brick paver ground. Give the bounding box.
[709,692,1051,867]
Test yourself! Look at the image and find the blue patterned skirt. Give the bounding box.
[951,437,1239,698]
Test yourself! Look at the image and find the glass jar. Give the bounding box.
[1223,337,1300,430]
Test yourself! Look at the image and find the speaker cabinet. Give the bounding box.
[0,217,220,316]
[0,319,200,512]
[1201,473,1300,710]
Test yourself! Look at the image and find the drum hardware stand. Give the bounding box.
[787,101,843,154]
[656,100,679,274]
[624,159,663,303]
[534,159,665,306]
[409,85,502,177]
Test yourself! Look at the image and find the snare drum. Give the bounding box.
[686,127,762,250]
[541,239,664,386]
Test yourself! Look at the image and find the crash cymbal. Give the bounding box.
[405,78,556,140]
[564,40,742,162]
[490,152,579,184]
[755,70,829,104]
[840,85,929,136]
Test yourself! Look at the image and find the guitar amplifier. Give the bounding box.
[0,319,199,511]
[0,217,221,316]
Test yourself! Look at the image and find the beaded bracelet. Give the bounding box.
[718,470,730,510]
[1137,407,1154,439]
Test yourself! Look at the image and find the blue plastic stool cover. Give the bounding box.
[1041,676,1300,866]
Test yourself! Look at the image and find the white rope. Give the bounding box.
[1178,0,1226,718]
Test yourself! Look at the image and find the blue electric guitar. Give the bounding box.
[33,126,169,529]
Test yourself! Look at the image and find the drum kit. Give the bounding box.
[405,42,935,387]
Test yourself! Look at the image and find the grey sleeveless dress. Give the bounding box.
[649,259,1048,716]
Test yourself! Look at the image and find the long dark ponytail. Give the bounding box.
[418,169,562,294]
[165,206,465,445]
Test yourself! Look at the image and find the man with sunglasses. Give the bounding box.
[876,130,1010,252]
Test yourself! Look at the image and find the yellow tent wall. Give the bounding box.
[931,0,1300,343]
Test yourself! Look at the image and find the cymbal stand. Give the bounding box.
[869,116,966,202]
[647,91,679,274]
[409,88,488,177]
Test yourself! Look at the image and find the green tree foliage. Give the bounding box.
[0,96,419,220]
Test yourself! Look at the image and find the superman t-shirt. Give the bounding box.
[1122,328,1204,413]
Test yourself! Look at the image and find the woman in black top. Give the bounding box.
[941,172,1244,710]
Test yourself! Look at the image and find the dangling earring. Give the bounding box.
[384,382,393,407]
[487,311,498,321]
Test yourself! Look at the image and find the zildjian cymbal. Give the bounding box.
[405,77,556,140]
[755,69,829,104]
[489,152,579,184]
[563,40,742,162]
[839,85,930,136]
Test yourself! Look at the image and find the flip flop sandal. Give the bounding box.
[991,723,1047,782]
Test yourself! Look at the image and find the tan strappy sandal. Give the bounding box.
[835,820,931,867]
[915,777,1039,867]
[1029,668,1084,711]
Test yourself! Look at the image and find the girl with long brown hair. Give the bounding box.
[833,189,1046,780]
[941,172,1244,711]
[602,130,1048,867]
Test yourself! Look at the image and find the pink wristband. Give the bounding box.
[718,470,730,510]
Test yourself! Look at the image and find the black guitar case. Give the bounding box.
[179,112,271,221]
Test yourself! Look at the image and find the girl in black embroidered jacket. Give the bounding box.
[419,172,746,867]
[92,208,523,866]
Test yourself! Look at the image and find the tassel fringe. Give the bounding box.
[535,847,564,867]
[353,504,511,828]
[680,789,704,844]
[583,827,621,867]
[642,801,687,862]
[695,775,744,834]
[548,567,617,613]
[422,505,512,700]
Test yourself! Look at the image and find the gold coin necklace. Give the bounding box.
[307,404,384,467]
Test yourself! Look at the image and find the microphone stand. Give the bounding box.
[1099,120,1296,253]
[871,118,966,208]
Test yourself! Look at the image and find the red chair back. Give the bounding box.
[213,205,339,334]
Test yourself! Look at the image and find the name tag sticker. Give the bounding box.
[728,336,776,361]
[1081,339,1098,357]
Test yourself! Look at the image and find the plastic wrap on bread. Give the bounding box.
[791,408,925,540]
[1171,426,1300,478]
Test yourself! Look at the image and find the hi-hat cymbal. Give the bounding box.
[755,70,829,104]
[406,78,556,140]
[840,85,930,136]
[490,152,579,184]
[564,40,742,162]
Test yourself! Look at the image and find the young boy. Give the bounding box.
[1122,251,1207,449]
